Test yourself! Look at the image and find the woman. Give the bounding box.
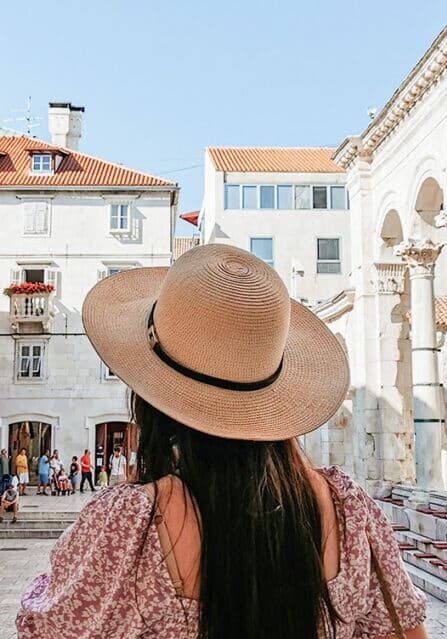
[17,245,427,638]
[15,448,29,496]
[69,456,81,494]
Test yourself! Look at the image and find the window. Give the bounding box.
[295,185,311,209]
[17,343,44,380]
[32,154,52,174]
[277,185,293,210]
[317,238,341,274]
[313,186,328,209]
[224,185,240,209]
[330,186,346,210]
[10,266,57,291]
[110,204,130,232]
[23,201,49,235]
[250,237,274,268]
[260,186,275,209]
[242,186,257,209]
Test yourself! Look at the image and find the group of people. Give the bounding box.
[0,446,128,522]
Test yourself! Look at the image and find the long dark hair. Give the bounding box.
[131,392,339,639]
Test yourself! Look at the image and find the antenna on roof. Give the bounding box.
[3,96,44,136]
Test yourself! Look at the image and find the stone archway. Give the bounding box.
[379,209,404,262]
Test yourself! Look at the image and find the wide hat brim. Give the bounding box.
[82,267,349,441]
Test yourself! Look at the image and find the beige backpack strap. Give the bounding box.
[367,535,406,639]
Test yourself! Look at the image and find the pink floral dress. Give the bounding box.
[16,467,426,638]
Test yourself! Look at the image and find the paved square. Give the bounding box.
[0,537,446,638]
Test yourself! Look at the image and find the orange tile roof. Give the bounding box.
[435,297,447,331]
[207,147,344,173]
[0,135,176,188]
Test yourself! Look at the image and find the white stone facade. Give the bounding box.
[317,27,447,493]
[0,122,178,479]
[201,148,351,305]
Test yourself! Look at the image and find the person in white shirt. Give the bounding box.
[109,446,127,487]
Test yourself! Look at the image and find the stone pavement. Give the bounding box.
[0,538,446,639]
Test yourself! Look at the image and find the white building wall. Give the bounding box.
[0,189,174,465]
[203,159,351,305]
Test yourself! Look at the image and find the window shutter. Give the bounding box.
[35,202,49,233]
[10,268,22,285]
[24,202,36,233]
[45,268,58,291]
[97,268,108,281]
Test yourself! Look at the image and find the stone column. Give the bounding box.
[374,263,415,486]
[395,239,444,489]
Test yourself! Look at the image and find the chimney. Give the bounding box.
[48,102,84,150]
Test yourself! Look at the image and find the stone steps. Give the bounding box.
[378,497,447,601]
[0,526,66,539]
[0,519,74,530]
[404,561,447,603]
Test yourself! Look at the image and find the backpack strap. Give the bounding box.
[367,534,406,639]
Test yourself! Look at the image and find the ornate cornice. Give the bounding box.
[374,262,406,294]
[334,27,447,169]
[313,289,355,323]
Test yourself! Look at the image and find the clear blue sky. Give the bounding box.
[1,1,446,235]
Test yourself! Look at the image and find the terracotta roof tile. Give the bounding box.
[435,297,447,331]
[207,147,344,174]
[0,135,176,188]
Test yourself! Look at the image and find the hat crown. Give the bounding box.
[154,244,291,383]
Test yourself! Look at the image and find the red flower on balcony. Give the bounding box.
[3,282,55,297]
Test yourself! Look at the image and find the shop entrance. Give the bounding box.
[8,421,52,484]
[95,422,139,480]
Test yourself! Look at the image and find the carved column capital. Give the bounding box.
[374,262,406,294]
[394,239,443,277]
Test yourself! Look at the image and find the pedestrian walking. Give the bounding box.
[17,245,428,639]
[0,482,19,523]
[108,446,127,486]
[79,449,96,493]
[15,448,29,496]
[37,449,50,495]
[69,456,81,494]
[0,448,9,481]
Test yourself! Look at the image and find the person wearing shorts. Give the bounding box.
[0,483,19,523]
[37,450,50,496]
[15,448,29,496]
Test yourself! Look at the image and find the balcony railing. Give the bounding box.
[9,292,54,332]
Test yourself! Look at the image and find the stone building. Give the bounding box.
[312,26,447,494]
[0,103,178,481]
[201,147,351,306]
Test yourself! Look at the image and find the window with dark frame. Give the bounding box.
[317,238,341,274]
[312,186,328,209]
[18,343,43,379]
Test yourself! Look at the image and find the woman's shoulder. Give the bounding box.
[318,466,372,514]
[74,483,154,535]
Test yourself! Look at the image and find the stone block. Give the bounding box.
[437,518,447,542]
[383,460,406,483]
[382,433,407,461]
[367,457,382,480]
[406,508,438,539]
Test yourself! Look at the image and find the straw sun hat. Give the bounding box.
[82,244,349,441]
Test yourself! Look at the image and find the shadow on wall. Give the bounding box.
[302,384,425,496]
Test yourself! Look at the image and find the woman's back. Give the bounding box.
[17,467,426,639]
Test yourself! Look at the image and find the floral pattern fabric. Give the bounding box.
[16,467,426,638]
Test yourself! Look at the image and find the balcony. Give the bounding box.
[5,284,55,333]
